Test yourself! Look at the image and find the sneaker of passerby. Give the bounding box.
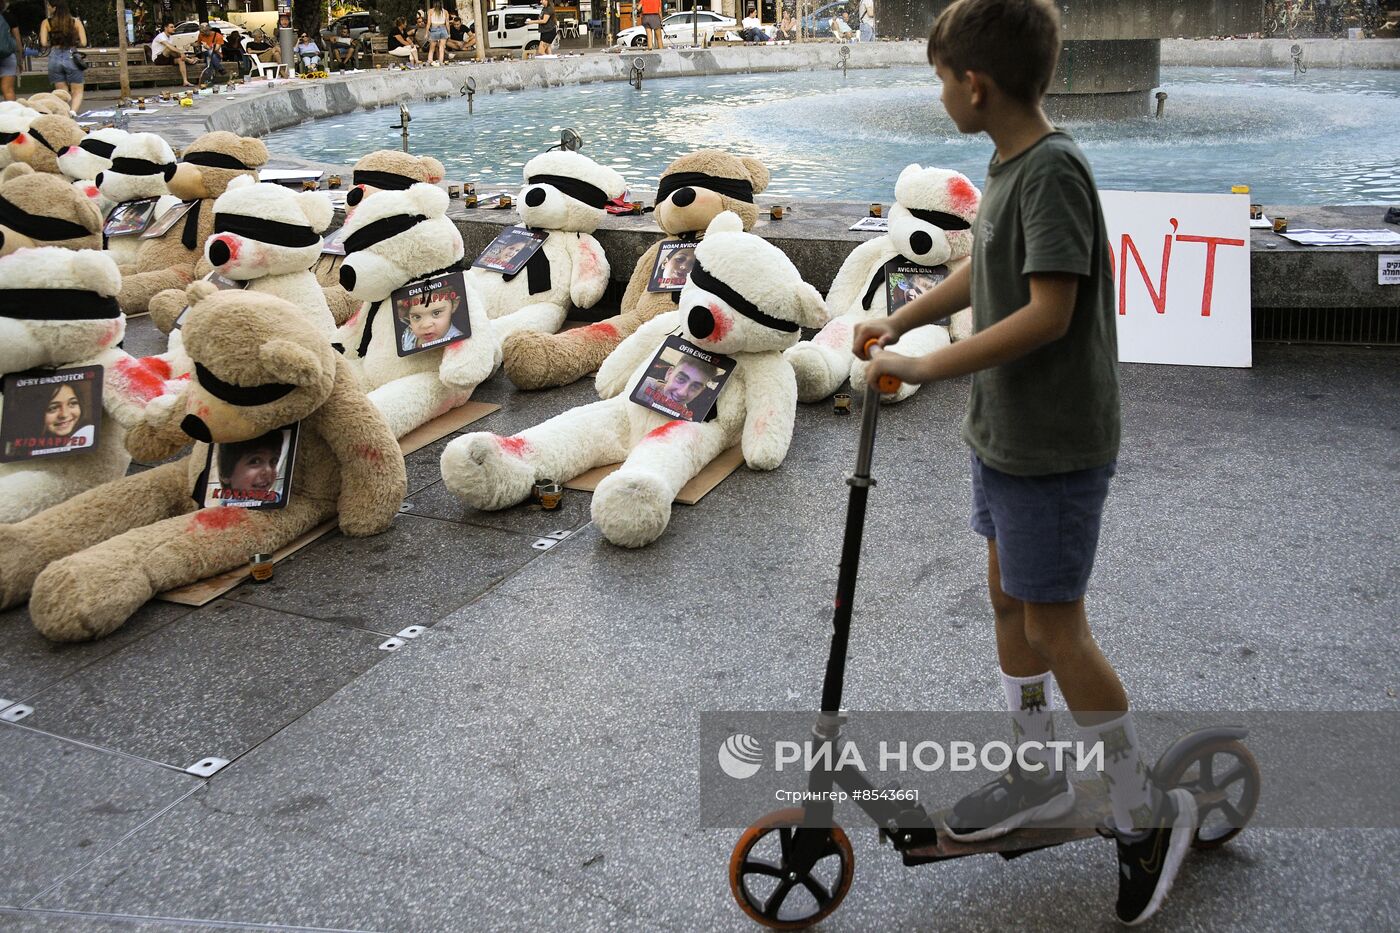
[1113,788,1199,925]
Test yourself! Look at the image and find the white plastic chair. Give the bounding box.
[246,51,290,80]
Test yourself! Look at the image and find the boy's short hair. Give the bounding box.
[927,0,1062,105]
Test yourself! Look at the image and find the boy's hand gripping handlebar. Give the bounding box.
[863,339,902,395]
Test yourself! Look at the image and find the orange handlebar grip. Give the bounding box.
[863,339,902,394]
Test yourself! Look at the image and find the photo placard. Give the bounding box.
[471,226,547,276]
[647,240,698,293]
[1,366,103,462]
[140,199,198,239]
[103,197,160,238]
[629,335,735,423]
[884,260,949,316]
[193,423,299,510]
[390,269,472,356]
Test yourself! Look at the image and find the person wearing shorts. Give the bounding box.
[641,0,664,48]
[531,1,557,55]
[426,1,449,65]
[0,1,21,102]
[40,1,87,113]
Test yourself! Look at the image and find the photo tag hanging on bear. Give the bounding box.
[884,260,950,319]
[103,197,161,238]
[320,227,347,256]
[192,423,299,510]
[1,366,103,462]
[647,240,698,293]
[174,271,245,330]
[139,199,198,239]
[471,226,547,276]
[390,269,472,357]
[628,335,736,424]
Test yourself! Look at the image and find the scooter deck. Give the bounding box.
[902,778,1112,864]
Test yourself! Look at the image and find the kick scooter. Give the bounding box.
[727,343,1261,929]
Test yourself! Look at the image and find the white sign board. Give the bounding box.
[1377,255,1400,285]
[1100,190,1252,368]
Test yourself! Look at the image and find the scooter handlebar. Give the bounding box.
[863,339,902,394]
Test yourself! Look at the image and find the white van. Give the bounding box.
[482,6,544,51]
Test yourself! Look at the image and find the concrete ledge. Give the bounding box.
[1162,37,1400,69]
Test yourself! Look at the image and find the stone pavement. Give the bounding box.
[1,317,1397,930]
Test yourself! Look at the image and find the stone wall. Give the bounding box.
[1162,37,1400,69]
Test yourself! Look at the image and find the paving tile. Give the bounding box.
[403,479,594,537]
[0,603,194,706]
[17,601,385,769]
[0,724,199,907]
[225,512,544,634]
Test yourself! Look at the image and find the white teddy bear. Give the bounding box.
[335,183,498,438]
[0,102,40,171]
[0,247,176,522]
[785,164,980,404]
[97,132,182,268]
[467,150,623,345]
[440,210,827,549]
[147,175,338,376]
[58,126,128,220]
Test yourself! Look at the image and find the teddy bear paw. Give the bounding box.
[439,433,535,511]
[29,557,153,642]
[592,470,672,548]
[850,357,917,404]
[500,331,560,391]
[785,342,846,404]
[0,526,43,610]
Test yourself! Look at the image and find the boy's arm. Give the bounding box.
[864,272,1078,386]
[852,260,973,352]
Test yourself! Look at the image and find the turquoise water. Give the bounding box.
[264,65,1400,204]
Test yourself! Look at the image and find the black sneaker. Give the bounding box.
[940,760,1075,842]
[1114,787,1198,925]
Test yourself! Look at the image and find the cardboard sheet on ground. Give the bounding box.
[157,401,499,606]
[564,445,744,505]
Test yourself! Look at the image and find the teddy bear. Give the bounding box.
[0,102,40,171]
[95,132,183,267]
[0,283,407,642]
[5,112,86,175]
[146,176,338,376]
[115,131,267,315]
[316,149,447,323]
[0,164,103,255]
[335,182,497,439]
[56,126,128,219]
[0,247,178,523]
[785,164,980,404]
[500,149,770,391]
[466,150,624,349]
[20,90,72,116]
[440,211,826,549]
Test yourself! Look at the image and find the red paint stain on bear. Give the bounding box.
[497,435,530,456]
[115,357,168,401]
[645,420,691,441]
[707,304,731,342]
[946,176,979,215]
[814,320,851,348]
[580,321,618,341]
[190,508,249,531]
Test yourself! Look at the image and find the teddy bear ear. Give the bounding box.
[226,174,257,193]
[73,192,102,233]
[259,339,325,388]
[419,156,446,185]
[405,182,449,217]
[72,250,121,296]
[740,157,770,195]
[185,280,219,308]
[0,162,35,183]
[240,137,270,169]
[705,210,744,237]
[296,190,334,234]
[897,163,922,185]
[793,282,828,330]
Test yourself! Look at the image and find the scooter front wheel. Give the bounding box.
[729,807,855,929]
[1157,738,1261,849]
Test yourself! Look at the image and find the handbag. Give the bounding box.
[72,49,89,70]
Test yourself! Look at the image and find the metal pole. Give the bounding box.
[115,0,131,102]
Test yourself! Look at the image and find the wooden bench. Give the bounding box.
[83,61,240,89]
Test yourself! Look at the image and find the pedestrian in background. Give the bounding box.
[0,0,21,102]
[40,0,86,113]
[427,1,449,65]
[641,0,664,48]
[859,0,876,42]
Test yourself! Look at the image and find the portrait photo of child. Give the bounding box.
[389,269,473,356]
[102,197,159,239]
[1,366,103,462]
[199,425,297,510]
[885,261,949,314]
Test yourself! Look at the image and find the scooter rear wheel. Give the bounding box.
[1157,738,1261,849]
[729,807,855,929]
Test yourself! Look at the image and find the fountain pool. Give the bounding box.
[264,65,1400,205]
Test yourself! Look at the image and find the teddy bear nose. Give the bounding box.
[525,186,547,208]
[687,305,716,339]
[670,187,696,208]
[346,185,366,207]
[180,414,213,443]
[208,238,232,266]
[339,264,356,290]
[59,146,74,157]
[910,230,933,256]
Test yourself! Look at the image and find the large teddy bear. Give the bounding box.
[0,164,103,255]
[96,132,182,266]
[466,150,624,348]
[786,165,980,404]
[57,126,129,219]
[147,176,338,375]
[501,150,770,391]
[0,284,407,642]
[336,183,497,438]
[5,113,86,175]
[0,102,40,171]
[316,149,447,322]
[441,211,826,548]
[20,91,72,116]
[116,131,268,314]
[0,247,176,523]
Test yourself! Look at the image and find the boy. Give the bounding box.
[853,0,1197,924]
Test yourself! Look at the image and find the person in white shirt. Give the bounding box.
[740,6,767,41]
[831,12,854,41]
[858,0,876,42]
[150,21,195,87]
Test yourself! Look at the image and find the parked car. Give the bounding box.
[616,10,737,47]
[801,1,850,38]
[482,5,543,50]
[168,19,242,52]
[321,12,380,44]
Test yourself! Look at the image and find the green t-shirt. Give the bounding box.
[963,130,1120,476]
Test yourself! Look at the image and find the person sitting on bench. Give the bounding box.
[329,20,358,70]
[150,20,196,87]
[446,13,476,55]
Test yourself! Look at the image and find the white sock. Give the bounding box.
[1092,711,1156,832]
[1000,669,1057,772]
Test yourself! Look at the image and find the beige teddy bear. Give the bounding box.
[5,113,85,175]
[0,163,102,255]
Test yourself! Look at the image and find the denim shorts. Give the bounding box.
[429,26,448,40]
[970,451,1115,603]
[47,48,84,85]
[0,54,17,79]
